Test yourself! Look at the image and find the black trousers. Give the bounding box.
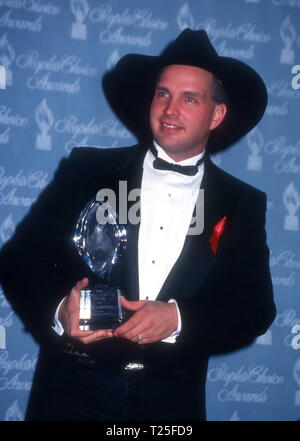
[25,350,206,421]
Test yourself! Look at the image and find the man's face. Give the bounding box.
[150,64,226,161]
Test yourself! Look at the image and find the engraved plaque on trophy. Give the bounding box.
[73,196,127,330]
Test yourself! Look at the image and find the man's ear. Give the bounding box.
[210,103,227,131]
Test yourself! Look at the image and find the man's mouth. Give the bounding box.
[161,121,183,130]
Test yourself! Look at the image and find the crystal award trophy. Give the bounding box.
[73,196,127,330]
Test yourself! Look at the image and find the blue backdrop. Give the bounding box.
[0,0,299,421]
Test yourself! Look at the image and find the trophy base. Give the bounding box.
[79,283,124,330]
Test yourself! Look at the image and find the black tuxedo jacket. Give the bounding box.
[0,144,276,370]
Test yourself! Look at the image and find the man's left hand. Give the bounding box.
[113,297,178,344]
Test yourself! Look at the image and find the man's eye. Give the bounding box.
[187,96,197,103]
[157,90,168,98]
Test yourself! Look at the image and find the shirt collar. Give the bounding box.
[153,139,206,167]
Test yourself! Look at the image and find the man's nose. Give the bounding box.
[164,98,179,116]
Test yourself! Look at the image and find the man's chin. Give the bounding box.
[157,143,192,162]
[154,139,206,162]
[154,137,184,153]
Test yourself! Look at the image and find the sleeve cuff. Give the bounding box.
[161,298,182,344]
[51,297,66,336]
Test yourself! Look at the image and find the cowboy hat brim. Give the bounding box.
[102,29,268,153]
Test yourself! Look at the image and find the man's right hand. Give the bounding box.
[58,277,114,344]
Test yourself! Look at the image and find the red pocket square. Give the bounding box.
[209,216,227,255]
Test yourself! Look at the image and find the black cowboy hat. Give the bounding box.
[102,29,268,154]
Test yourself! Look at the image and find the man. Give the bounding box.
[0,29,276,421]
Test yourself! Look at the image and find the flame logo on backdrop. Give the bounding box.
[247,127,264,171]
[0,33,15,86]
[0,214,15,244]
[70,0,89,40]
[283,182,300,231]
[35,99,54,151]
[280,16,296,65]
[107,48,120,70]
[177,3,195,31]
[293,358,300,406]
[5,400,24,421]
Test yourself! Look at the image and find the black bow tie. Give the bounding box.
[150,144,205,176]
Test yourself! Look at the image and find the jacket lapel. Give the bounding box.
[156,155,228,302]
[115,147,146,301]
